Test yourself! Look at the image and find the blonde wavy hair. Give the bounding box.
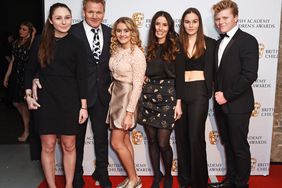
[110,17,143,54]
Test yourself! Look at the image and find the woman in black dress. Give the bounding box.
[24,3,88,188]
[138,11,182,188]
[3,21,35,142]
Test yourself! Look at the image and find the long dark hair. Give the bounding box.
[38,3,71,67]
[179,8,205,59]
[146,11,179,62]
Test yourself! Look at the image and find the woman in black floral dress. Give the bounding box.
[138,11,182,188]
[3,21,36,142]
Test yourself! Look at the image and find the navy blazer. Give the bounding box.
[70,22,112,107]
[214,29,259,113]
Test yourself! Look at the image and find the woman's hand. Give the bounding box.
[174,99,182,121]
[32,78,42,100]
[79,108,88,124]
[3,76,8,88]
[31,27,37,38]
[26,95,41,110]
[122,112,134,130]
[143,76,149,87]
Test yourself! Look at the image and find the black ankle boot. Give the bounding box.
[164,175,173,188]
[151,172,163,188]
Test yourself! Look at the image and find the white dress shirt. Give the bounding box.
[218,25,238,66]
[83,21,104,52]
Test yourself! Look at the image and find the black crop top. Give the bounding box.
[185,52,205,71]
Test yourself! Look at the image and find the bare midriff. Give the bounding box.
[184,71,205,82]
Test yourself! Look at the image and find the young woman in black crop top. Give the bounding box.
[174,8,216,188]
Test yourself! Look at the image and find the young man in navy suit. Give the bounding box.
[70,0,112,188]
[210,0,259,188]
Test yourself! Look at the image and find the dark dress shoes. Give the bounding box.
[209,178,234,188]
[73,173,85,188]
[151,172,163,188]
[92,170,112,188]
[164,175,173,188]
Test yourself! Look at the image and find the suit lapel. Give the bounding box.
[218,29,241,69]
[77,23,93,55]
[99,24,109,63]
[215,40,221,70]
[220,38,235,66]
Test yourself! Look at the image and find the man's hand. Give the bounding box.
[215,91,227,105]
[32,78,42,100]
[79,109,88,124]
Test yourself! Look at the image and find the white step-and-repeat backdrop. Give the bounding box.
[44,0,282,176]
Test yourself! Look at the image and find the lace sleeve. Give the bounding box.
[126,48,146,112]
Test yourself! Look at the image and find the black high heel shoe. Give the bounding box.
[163,175,173,188]
[151,172,163,188]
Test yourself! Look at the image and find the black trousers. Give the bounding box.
[214,104,251,188]
[75,98,109,176]
[175,81,209,188]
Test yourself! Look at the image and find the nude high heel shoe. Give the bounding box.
[125,177,142,188]
[116,177,129,188]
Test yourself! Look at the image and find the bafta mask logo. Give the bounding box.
[258,43,265,58]
[171,158,178,172]
[209,131,219,145]
[132,130,143,145]
[252,102,261,117]
[251,157,257,171]
[132,12,144,28]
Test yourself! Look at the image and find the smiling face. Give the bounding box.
[83,1,105,28]
[154,16,169,44]
[214,8,238,33]
[183,12,200,37]
[115,22,131,48]
[49,7,72,37]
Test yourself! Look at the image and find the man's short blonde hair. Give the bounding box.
[83,0,106,11]
[213,0,238,16]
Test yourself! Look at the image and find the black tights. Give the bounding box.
[144,126,173,178]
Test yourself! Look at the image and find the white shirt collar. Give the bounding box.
[226,25,238,39]
[83,20,102,33]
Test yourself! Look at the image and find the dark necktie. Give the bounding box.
[220,33,229,39]
[91,28,101,62]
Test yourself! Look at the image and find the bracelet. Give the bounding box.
[81,107,87,110]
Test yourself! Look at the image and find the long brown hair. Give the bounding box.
[15,21,34,48]
[179,8,205,59]
[146,11,179,63]
[38,3,71,67]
